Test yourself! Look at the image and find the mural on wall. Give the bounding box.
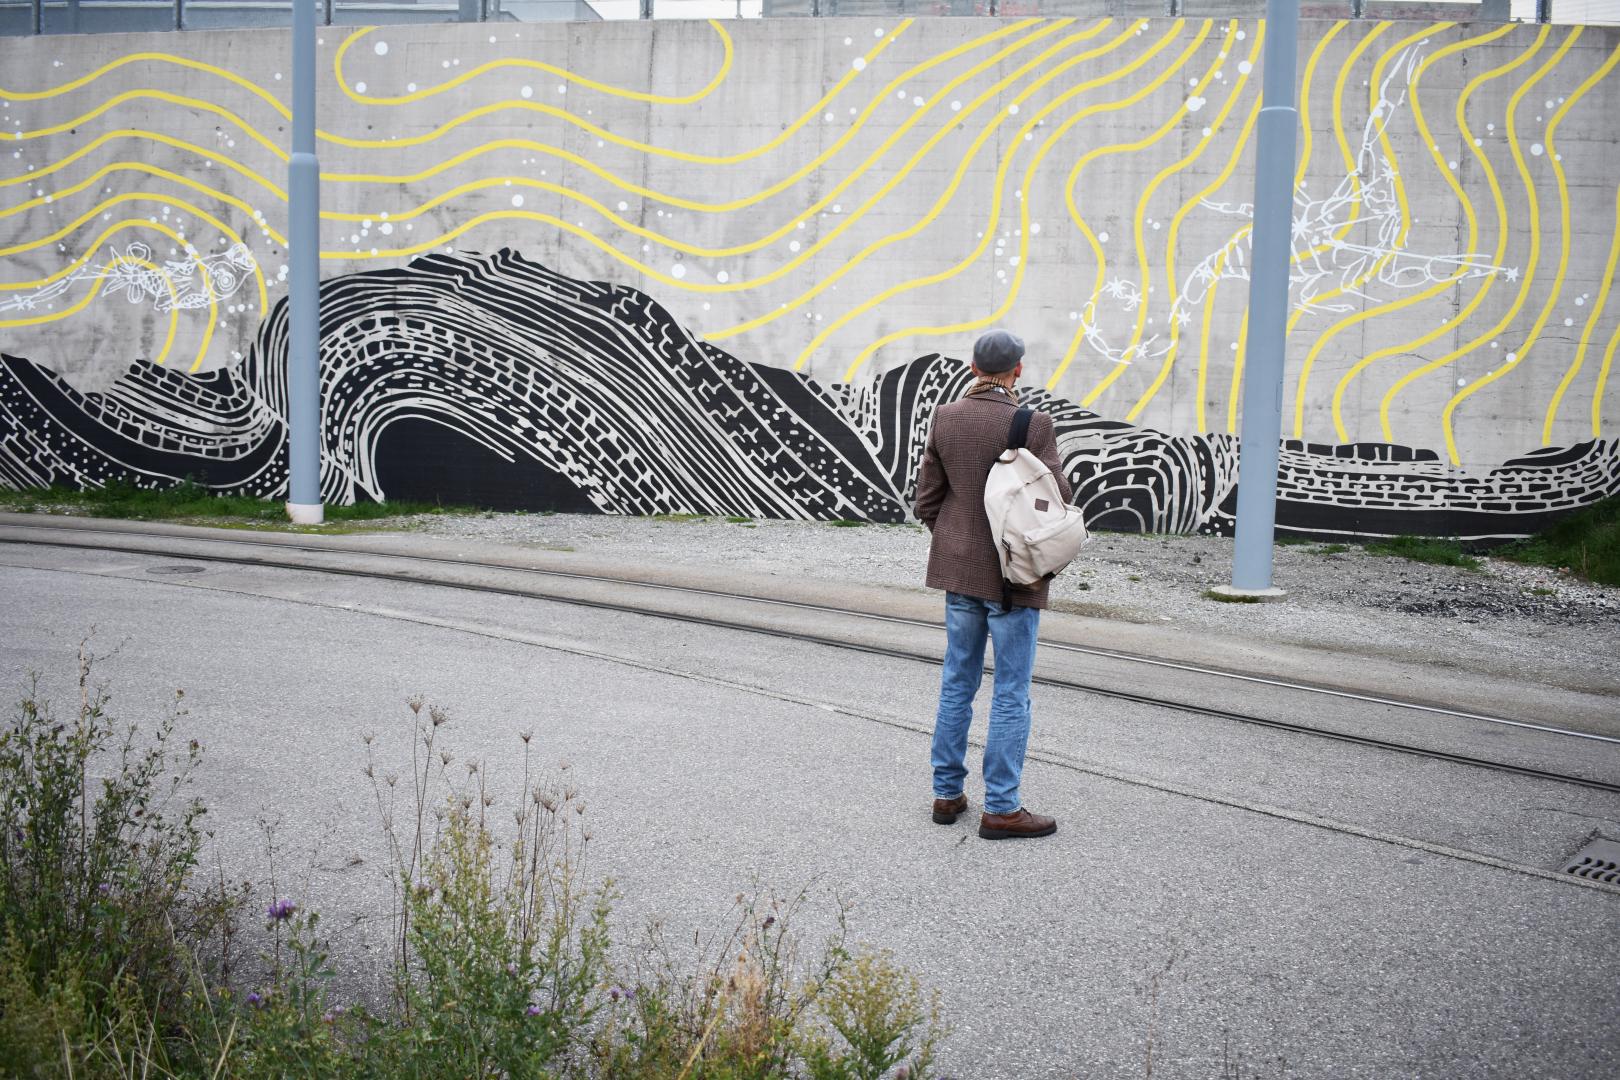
[1,15,1618,536]
[4,251,1616,538]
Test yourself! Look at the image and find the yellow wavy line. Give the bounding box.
[749,19,1168,357]
[0,253,181,368]
[1086,25,1263,410]
[334,21,735,107]
[0,220,209,370]
[1548,182,1620,441]
[1227,20,1436,435]
[1372,27,1569,460]
[1127,96,1262,423]
[1196,230,1246,432]
[1592,301,1620,438]
[1162,22,1338,430]
[1292,22,1519,440]
[1354,30,1550,442]
[837,21,1216,382]
[5,22,909,168]
[696,19,1158,338]
[1,162,281,246]
[1540,49,1620,443]
[0,193,266,318]
[1445,30,1612,457]
[1045,20,1225,392]
[2,21,731,111]
[3,24,1060,271]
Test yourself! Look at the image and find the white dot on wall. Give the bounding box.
[951,100,961,112]
[844,36,851,45]
[521,86,533,99]
[1575,296,1587,306]
[913,96,924,107]
[824,112,834,122]
[1238,60,1253,75]
[379,222,393,235]
[671,263,686,279]
[1506,352,1518,363]
[1456,377,1467,386]
[874,27,884,36]
[511,195,524,207]
[852,57,866,71]
[1490,340,1499,348]
[789,240,801,252]
[1030,223,1040,235]
[1565,317,1574,326]
[833,204,843,213]
[374,41,388,56]
[1545,99,1554,110]
[1186,97,1206,113]
[617,200,628,212]
[1531,143,1544,157]
[1487,123,1495,131]
[442,60,451,69]
[407,83,417,92]
[274,72,283,81]
[1008,103,1019,115]
[556,84,566,94]
[716,270,729,283]
[1448,160,1458,170]
[996,269,1006,279]
[1236,30,1246,40]
[354,82,367,94]
[1069,311,1078,320]
[1202,127,1212,138]
[1098,231,1110,243]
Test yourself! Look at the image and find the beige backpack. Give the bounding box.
[984,408,1090,587]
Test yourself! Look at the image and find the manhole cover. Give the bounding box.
[147,564,206,575]
[1560,837,1620,884]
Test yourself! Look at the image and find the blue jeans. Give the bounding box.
[930,591,1040,816]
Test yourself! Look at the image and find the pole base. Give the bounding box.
[1208,584,1287,603]
[285,501,325,525]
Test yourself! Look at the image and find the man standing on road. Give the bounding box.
[914,329,1071,840]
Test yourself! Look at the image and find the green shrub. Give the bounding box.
[1498,496,1620,586]
[1362,535,1481,570]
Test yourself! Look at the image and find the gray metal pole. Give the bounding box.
[1226,0,1299,596]
[31,0,40,35]
[287,0,324,524]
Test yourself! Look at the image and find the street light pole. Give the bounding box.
[1219,0,1298,600]
[286,0,324,525]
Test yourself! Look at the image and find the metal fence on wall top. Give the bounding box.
[3,0,1617,35]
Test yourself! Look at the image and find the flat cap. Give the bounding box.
[972,328,1025,373]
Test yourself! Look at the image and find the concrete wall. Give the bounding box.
[2,15,1618,533]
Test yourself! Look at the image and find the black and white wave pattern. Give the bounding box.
[1,250,1616,540]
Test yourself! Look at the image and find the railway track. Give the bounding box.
[2,517,1616,796]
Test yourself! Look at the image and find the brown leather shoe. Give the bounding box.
[978,808,1057,839]
[931,794,969,825]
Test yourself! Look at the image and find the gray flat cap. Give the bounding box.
[972,329,1025,373]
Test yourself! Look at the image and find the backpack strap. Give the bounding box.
[1007,407,1033,452]
[999,407,1034,610]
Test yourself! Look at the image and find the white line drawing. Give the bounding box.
[1078,45,1515,368]
[0,242,257,317]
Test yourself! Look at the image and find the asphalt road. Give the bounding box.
[3,543,1618,1079]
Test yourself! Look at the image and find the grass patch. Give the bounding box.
[0,481,474,527]
[1498,496,1620,586]
[725,516,753,524]
[1203,588,1263,604]
[1363,535,1481,571]
[827,519,869,528]
[650,512,706,523]
[1312,543,1350,555]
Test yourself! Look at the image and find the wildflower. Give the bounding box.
[525,1004,542,1017]
[97,882,112,896]
[506,962,519,976]
[408,697,423,715]
[519,730,533,744]
[762,915,775,930]
[246,991,265,1008]
[608,985,636,1003]
[430,706,448,727]
[266,898,296,922]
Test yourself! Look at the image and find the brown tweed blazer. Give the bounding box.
[914,387,1072,609]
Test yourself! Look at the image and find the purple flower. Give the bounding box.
[246,991,265,1008]
[96,882,112,896]
[505,962,519,977]
[608,985,636,1003]
[525,1004,542,1017]
[266,899,296,922]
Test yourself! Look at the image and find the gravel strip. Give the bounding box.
[405,512,1620,695]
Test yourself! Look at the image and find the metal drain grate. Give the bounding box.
[1560,837,1620,884]
[147,564,206,575]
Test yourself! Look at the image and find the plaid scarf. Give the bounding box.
[963,377,1020,403]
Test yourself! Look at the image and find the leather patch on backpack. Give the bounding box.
[1034,499,1050,512]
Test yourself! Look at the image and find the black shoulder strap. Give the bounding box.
[1007,407,1033,452]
